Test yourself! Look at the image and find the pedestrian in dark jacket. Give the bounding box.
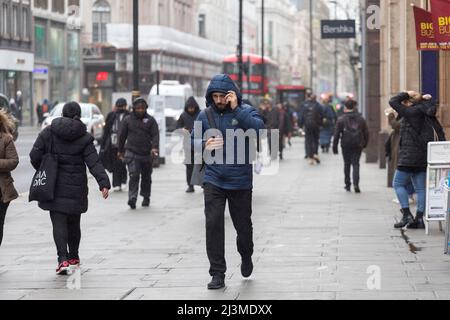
[299,94,324,165]
[274,103,291,160]
[258,99,277,159]
[29,102,111,275]
[118,97,159,210]
[333,99,369,193]
[177,96,201,193]
[320,94,337,153]
[100,98,130,191]
[191,74,264,290]
[389,91,446,229]
[0,109,19,247]
[283,102,295,147]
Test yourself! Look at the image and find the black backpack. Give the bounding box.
[342,116,364,148]
[303,102,322,128]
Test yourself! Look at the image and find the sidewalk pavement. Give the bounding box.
[1,137,450,300]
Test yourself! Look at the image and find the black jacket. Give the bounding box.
[176,97,200,133]
[389,92,438,169]
[30,118,111,215]
[333,111,369,151]
[118,112,160,156]
[100,110,130,172]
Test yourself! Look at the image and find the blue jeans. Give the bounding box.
[406,181,415,196]
[393,170,426,213]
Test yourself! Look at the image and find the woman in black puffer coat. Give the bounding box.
[389,91,445,230]
[30,102,111,275]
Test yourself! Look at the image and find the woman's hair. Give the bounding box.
[0,109,15,136]
[408,92,422,104]
[63,101,82,120]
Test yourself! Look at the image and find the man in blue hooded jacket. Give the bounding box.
[192,74,265,290]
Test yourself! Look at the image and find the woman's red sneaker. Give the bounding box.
[56,261,70,275]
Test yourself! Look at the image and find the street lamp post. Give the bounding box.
[132,0,140,101]
[238,0,244,91]
[330,0,338,99]
[309,0,313,92]
[261,0,266,97]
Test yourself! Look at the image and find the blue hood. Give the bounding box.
[205,74,243,109]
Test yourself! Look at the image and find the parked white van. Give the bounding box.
[148,81,194,132]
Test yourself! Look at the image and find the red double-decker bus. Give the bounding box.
[223,53,280,105]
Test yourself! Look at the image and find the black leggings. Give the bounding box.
[0,202,10,247]
[50,212,81,264]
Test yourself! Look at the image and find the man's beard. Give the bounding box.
[215,103,228,110]
[135,111,146,119]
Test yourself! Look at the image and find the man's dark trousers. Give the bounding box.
[342,147,362,187]
[305,126,320,158]
[204,183,254,277]
[128,155,153,201]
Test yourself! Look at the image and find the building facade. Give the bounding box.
[292,0,334,92]
[81,0,231,113]
[379,0,450,138]
[196,0,258,54]
[32,0,83,110]
[0,0,33,123]
[256,0,297,85]
[361,0,450,165]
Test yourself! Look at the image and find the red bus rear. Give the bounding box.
[223,53,280,106]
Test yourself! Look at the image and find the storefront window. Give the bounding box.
[35,24,47,59]
[67,69,80,102]
[67,32,80,67]
[50,26,65,66]
[87,71,113,88]
[50,68,64,103]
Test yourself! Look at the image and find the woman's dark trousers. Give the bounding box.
[50,212,81,264]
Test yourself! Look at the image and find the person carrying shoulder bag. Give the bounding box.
[30,102,111,275]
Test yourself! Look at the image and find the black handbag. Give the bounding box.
[29,131,58,202]
[190,108,217,187]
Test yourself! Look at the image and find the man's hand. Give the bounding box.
[205,137,224,151]
[101,188,109,199]
[151,149,159,159]
[117,152,124,161]
[226,91,239,110]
